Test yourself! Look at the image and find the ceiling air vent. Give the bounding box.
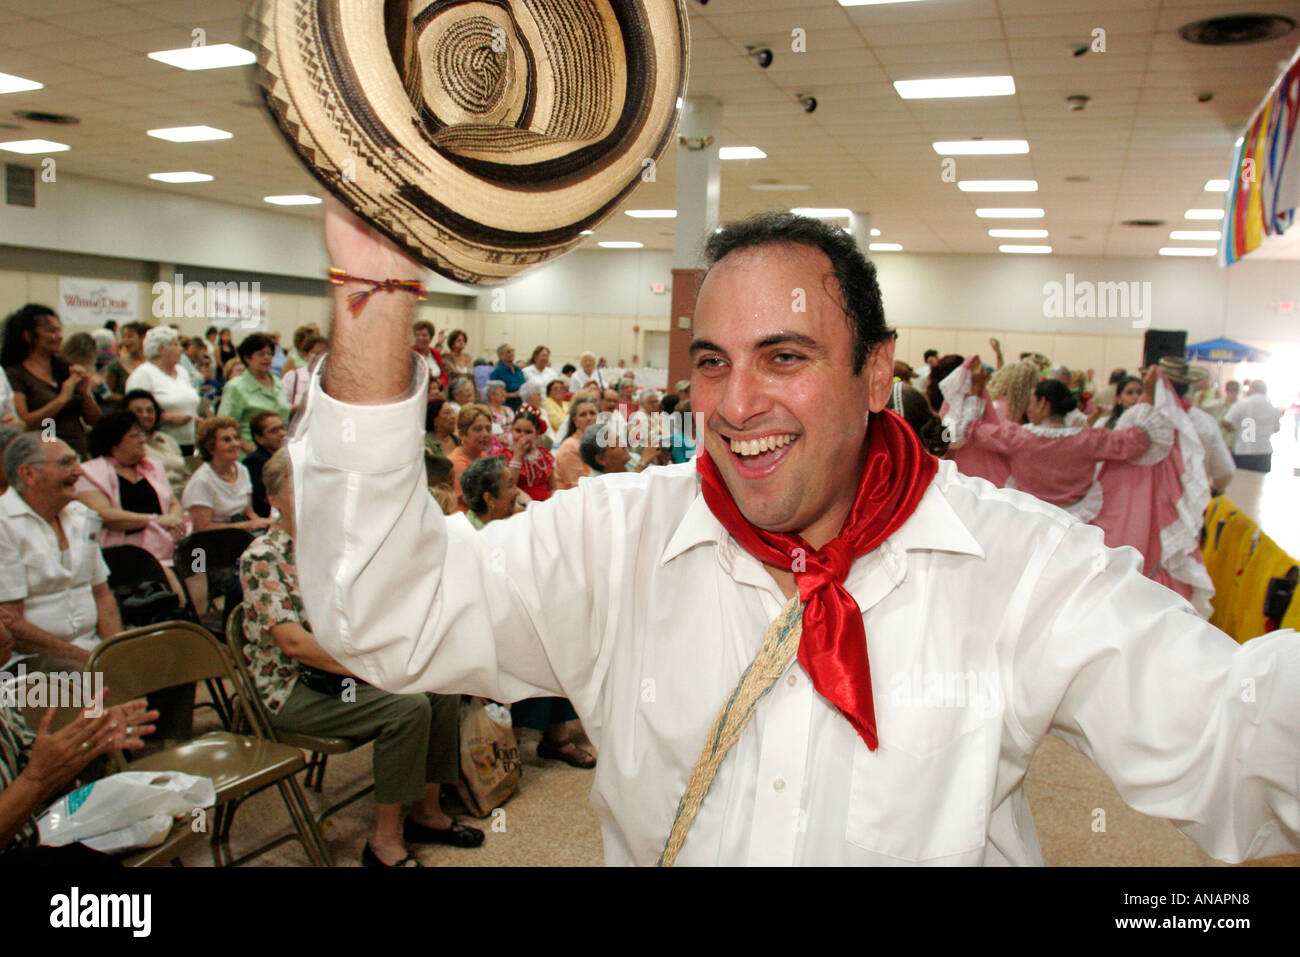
[5,164,36,208]
[1179,14,1295,46]
[1121,218,1166,227]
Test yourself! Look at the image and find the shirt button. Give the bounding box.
[772,778,786,792]
[785,673,798,687]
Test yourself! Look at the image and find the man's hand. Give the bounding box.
[324,197,424,286]
[1141,364,1158,404]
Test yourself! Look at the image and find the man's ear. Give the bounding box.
[863,337,896,413]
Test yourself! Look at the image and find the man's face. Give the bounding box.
[690,244,892,547]
[600,390,619,413]
[21,440,82,508]
[599,443,631,473]
[255,415,286,451]
[581,355,596,373]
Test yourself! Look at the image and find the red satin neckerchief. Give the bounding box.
[696,409,938,750]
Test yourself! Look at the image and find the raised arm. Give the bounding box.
[290,201,609,706]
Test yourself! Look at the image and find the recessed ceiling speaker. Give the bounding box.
[1179,14,1295,45]
[1122,218,1167,228]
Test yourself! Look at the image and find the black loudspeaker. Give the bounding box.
[1142,329,1187,368]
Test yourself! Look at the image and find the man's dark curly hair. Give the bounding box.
[702,212,892,375]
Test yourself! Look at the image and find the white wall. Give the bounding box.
[474,248,674,318]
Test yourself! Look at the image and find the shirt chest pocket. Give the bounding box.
[845,705,988,862]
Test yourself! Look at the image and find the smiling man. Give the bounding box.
[291,205,1299,866]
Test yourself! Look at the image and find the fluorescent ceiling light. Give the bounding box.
[999,245,1052,254]
[932,139,1028,155]
[147,44,257,71]
[958,180,1038,192]
[748,183,811,191]
[598,241,643,249]
[868,243,902,251]
[975,208,1044,218]
[1204,179,1230,192]
[0,139,69,154]
[149,171,213,183]
[148,126,232,142]
[1185,209,1224,221]
[720,146,766,160]
[988,228,1048,238]
[839,1,932,6]
[870,228,881,236]
[579,230,594,236]
[264,194,321,206]
[624,209,676,218]
[1169,230,1221,241]
[0,72,43,94]
[894,76,1015,99]
[1158,247,1216,257]
[791,207,851,218]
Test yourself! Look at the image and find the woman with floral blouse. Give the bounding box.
[238,448,484,867]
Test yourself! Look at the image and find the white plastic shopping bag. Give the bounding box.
[37,771,215,848]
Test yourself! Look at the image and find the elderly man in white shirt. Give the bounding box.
[1223,380,1282,473]
[568,351,607,394]
[0,434,121,671]
[292,202,1300,867]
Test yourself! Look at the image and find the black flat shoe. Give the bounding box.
[361,843,422,867]
[403,818,485,848]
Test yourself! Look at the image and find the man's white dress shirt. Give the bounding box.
[1187,406,1235,490]
[289,362,1300,866]
[0,488,108,664]
[1223,394,1282,456]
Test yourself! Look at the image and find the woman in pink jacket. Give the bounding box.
[75,411,186,592]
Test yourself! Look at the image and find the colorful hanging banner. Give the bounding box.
[1222,46,1300,265]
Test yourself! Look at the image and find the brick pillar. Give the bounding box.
[668,268,704,394]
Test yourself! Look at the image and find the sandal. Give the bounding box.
[403,817,485,848]
[361,843,422,868]
[536,738,597,769]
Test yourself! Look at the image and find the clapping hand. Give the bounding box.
[23,696,158,798]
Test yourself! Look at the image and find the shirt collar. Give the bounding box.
[659,465,984,568]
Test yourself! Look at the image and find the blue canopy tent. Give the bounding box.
[1185,338,1270,363]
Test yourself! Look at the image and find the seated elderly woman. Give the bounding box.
[240,449,482,866]
[483,379,514,433]
[579,421,668,476]
[181,416,273,533]
[553,396,600,489]
[123,389,187,496]
[124,327,200,456]
[75,413,186,590]
[540,379,569,434]
[459,456,595,769]
[447,403,495,507]
[1,607,157,865]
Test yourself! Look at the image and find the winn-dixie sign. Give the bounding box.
[58,278,139,326]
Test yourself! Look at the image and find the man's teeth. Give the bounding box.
[729,434,795,456]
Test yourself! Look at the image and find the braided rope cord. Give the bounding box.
[656,595,804,867]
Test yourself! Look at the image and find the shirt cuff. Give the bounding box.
[303,355,427,473]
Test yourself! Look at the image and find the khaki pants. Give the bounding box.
[272,682,459,805]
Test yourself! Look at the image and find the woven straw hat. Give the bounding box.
[248,0,689,284]
[1157,356,1209,386]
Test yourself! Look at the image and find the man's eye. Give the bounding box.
[773,353,804,364]
[694,356,724,369]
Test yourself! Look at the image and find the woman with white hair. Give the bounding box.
[484,379,514,432]
[124,326,200,455]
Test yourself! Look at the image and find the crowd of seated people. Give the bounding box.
[0,303,697,865]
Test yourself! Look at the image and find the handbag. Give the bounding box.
[119,581,184,627]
